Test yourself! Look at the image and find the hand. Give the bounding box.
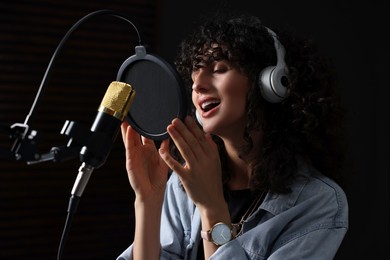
[159,116,225,210]
[121,121,169,202]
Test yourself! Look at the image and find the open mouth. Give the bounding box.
[200,100,220,112]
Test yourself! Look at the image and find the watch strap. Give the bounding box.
[200,229,211,241]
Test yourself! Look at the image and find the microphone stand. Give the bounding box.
[26,10,140,260]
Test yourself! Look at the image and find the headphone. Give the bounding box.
[258,27,290,103]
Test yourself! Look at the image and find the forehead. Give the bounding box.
[193,43,234,66]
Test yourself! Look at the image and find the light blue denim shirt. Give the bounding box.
[117,163,348,260]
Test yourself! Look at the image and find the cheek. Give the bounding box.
[225,77,250,107]
[192,92,197,108]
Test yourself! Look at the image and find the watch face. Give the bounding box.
[211,223,232,245]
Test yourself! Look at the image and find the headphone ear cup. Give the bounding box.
[260,27,290,103]
[259,65,289,103]
[195,110,203,126]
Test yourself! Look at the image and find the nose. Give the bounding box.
[192,70,210,93]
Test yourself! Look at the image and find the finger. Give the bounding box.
[120,121,129,145]
[159,138,170,151]
[170,117,208,159]
[141,135,156,148]
[126,125,142,148]
[204,132,218,153]
[159,140,186,175]
[183,116,210,152]
[167,121,197,163]
[121,125,133,163]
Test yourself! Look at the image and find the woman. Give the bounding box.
[117,12,348,260]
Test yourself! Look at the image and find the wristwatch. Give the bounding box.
[201,222,233,246]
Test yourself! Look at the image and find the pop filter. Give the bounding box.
[116,45,188,140]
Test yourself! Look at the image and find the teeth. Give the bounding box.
[201,100,220,110]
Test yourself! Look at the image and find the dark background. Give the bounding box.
[0,0,388,259]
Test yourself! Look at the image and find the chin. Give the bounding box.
[202,124,222,136]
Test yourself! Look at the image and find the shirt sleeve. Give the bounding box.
[116,173,197,260]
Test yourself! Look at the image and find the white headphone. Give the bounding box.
[258,27,290,103]
[195,109,203,126]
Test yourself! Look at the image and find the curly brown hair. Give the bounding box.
[173,12,347,194]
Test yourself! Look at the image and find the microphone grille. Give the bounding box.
[99,81,135,120]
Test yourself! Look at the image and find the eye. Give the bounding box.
[213,65,228,73]
[212,61,229,73]
[213,68,225,73]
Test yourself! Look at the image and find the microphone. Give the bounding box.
[57,81,134,260]
[71,81,135,198]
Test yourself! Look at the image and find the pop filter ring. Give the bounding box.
[117,45,188,140]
